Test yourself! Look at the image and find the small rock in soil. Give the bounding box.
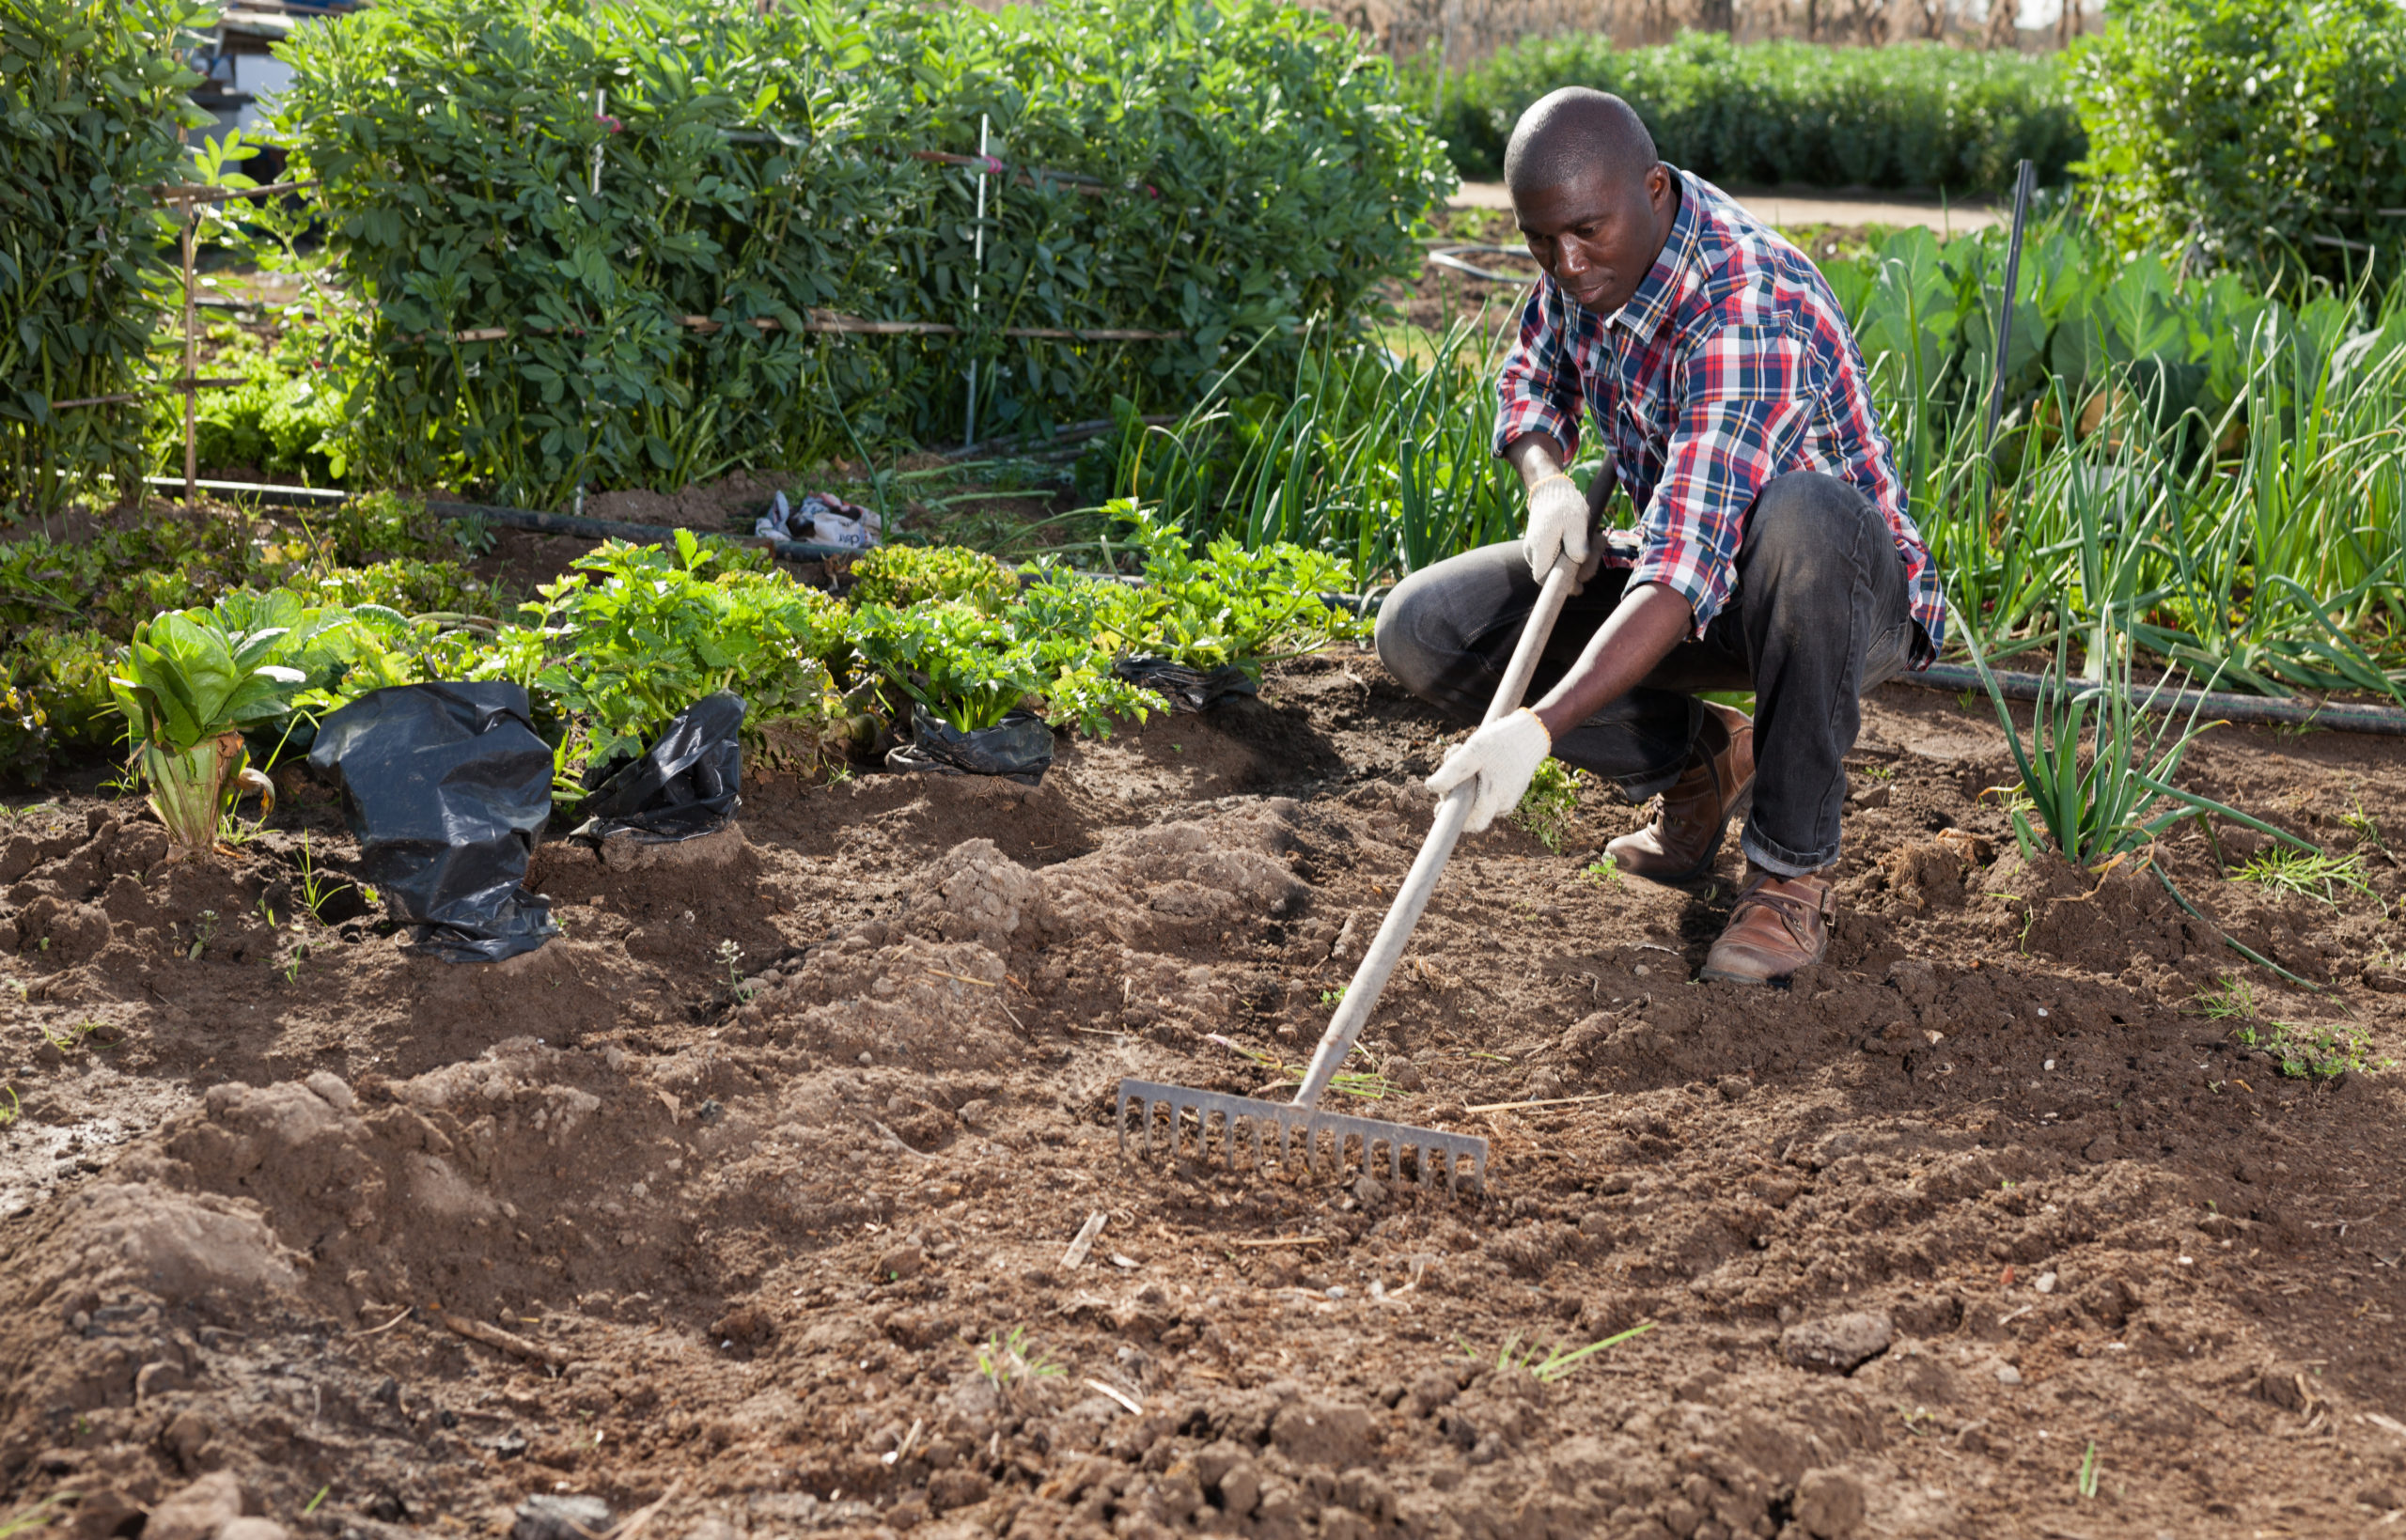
[513,1495,614,1540]
[1793,1467,1867,1538]
[143,1471,242,1540]
[1995,1364,2023,1385]
[219,1520,289,1540]
[876,1245,923,1281]
[1780,1311,1894,1375]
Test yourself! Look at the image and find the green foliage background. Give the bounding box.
[2070,0,2406,285]
[0,0,211,519]
[272,0,1454,510]
[1430,35,2082,191]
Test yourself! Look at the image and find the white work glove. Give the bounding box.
[1426,708,1553,833]
[1521,474,1591,582]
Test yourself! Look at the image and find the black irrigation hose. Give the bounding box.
[1897,661,2406,739]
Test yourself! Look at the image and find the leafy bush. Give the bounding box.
[2069,0,2406,284]
[1433,35,2081,192]
[848,545,1019,614]
[0,0,210,521]
[303,558,497,621]
[272,0,1452,507]
[512,532,851,772]
[166,322,351,485]
[1070,506,1369,674]
[850,598,1157,737]
[0,626,118,783]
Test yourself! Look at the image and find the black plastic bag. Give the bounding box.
[571,692,745,843]
[1113,653,1258,714]
[306,682,558,963]
[884,703,1053,786]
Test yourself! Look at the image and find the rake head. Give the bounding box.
[1115,1079,1487,1193]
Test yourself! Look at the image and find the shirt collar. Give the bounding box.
[1606,167,1701,340]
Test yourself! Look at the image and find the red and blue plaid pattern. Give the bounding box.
[1495,169,1943,661]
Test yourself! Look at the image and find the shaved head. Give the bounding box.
[1503,88,1657,198]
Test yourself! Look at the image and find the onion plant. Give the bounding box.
[1948,591,2320,870]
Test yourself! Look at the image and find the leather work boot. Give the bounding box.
[1699,863,1836,985]
[1605,702,1755,883]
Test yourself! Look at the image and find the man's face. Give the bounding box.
[1514,163,1678,316]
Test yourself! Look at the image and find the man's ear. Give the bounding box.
[1648,163,1674,215]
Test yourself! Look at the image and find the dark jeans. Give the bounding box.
[1376,471,1917,875]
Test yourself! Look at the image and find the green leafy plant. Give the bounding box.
[108,599,356,860]
[2234,1019,2388,1080]
[0,0,213,520]
[849,546,1018,614]
[1582,856,1623,887]
[1479,1321,1656,1385]
[850,596,1157,738]
[2070,0,2406,285]
[271,0,1451,506]
[516,532,850,774]
[1953,600,2312,869]
[0,1085,18,1130]
[2075,1439,2101,1500]
[1434,33,2079,192]
[1512,758,1586,853]
[1107,506,1370,675]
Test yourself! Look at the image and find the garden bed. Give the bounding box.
[2,654,2403,1538]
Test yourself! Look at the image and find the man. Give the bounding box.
[1382,88,1943,984]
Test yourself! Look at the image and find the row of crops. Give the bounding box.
[2,508,1364,822]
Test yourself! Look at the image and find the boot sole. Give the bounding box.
[1611,770,1758,887]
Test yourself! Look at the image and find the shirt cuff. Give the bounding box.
[1625,551,1725,638]
[1493,397,1582,462]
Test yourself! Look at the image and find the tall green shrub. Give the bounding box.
[1433,35,2081,193]
[2070,0,2406,285]
[273,0,1453,509]
[0,1,211,521]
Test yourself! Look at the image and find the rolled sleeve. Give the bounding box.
[1627,319,1812,635]
[1493,281,1585,460]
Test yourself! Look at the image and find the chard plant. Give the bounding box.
[108,598,356,861]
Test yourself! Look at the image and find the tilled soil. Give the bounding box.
[4,652,2406,1540]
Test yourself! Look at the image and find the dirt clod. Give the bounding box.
[1779,1311,1895,1375]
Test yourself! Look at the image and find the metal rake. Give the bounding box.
[1115,552,1582,1193]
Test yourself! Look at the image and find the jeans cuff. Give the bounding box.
[1610,759,1690,806]
[1742,821,1836,878]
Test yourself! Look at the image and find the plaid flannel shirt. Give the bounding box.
[1495,168,1944,662]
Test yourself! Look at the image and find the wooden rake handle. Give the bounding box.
[1291,554,1581,1110]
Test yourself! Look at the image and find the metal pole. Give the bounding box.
[182,203,198,507]
[590,87,605,197]
[1983,158,2037,451]
[964,113,988,447]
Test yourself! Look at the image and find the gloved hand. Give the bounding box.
[1426,708,1553,833]
[1521,474,1591,583]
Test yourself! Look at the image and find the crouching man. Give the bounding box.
[1383,88,1945,984]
